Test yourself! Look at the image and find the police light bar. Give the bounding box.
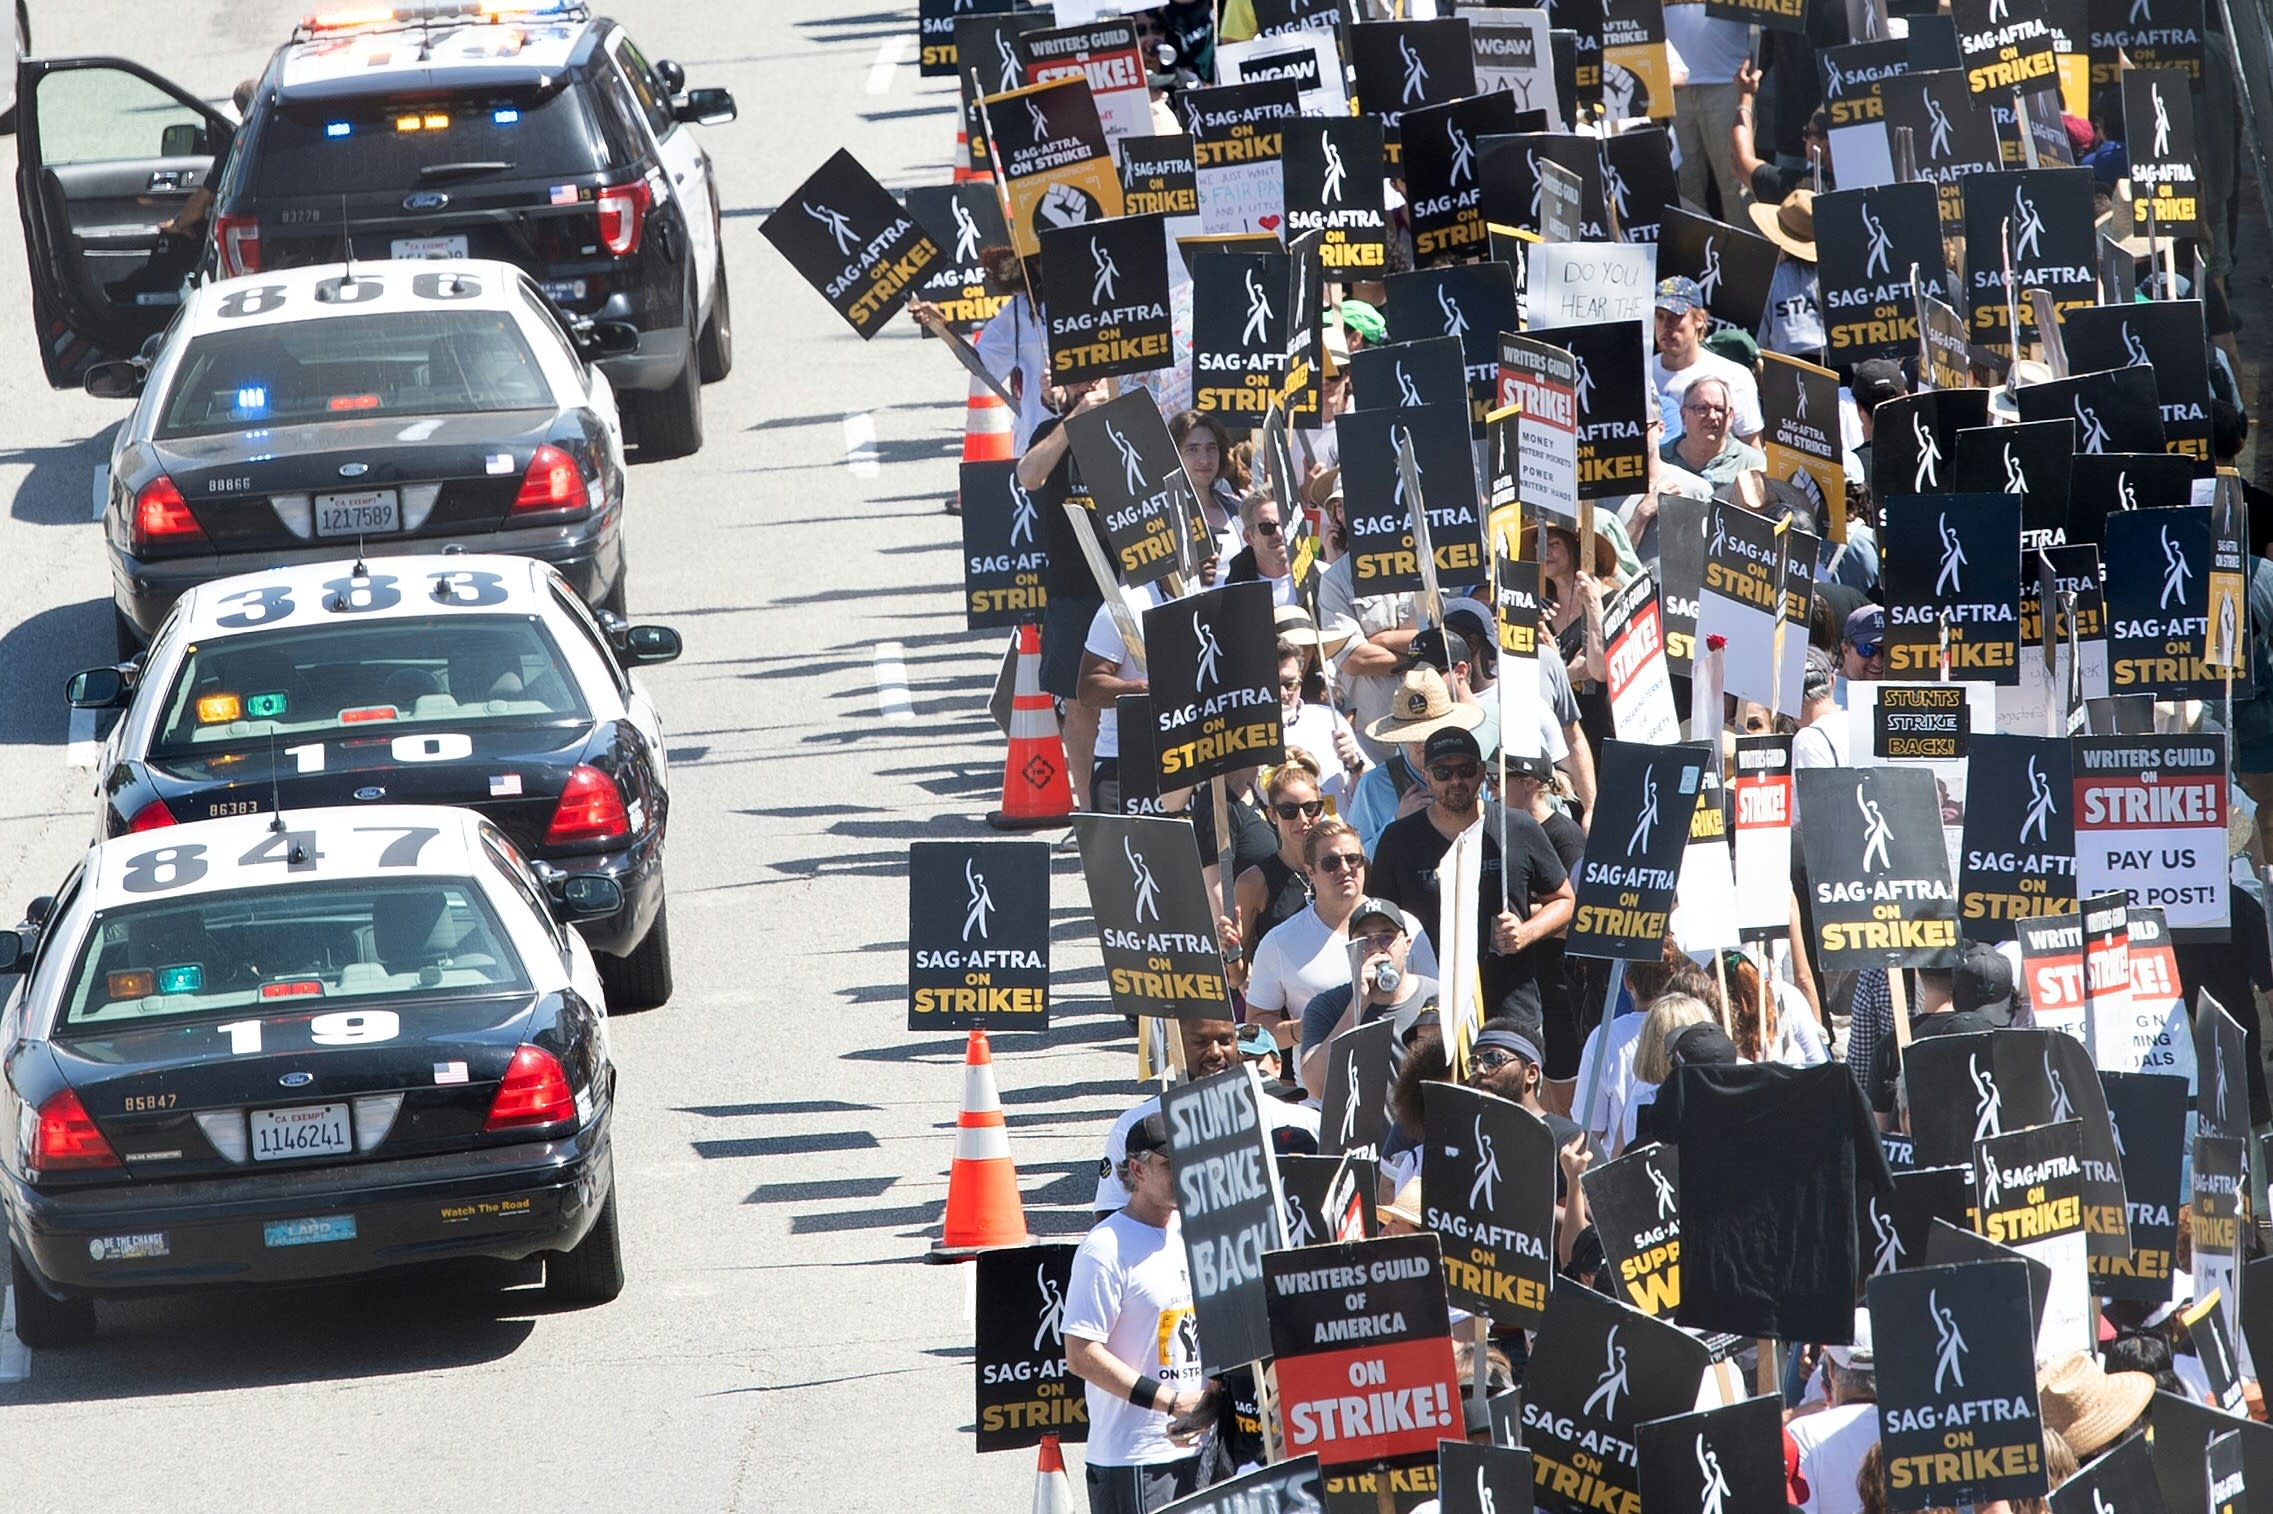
[296,0,585,39]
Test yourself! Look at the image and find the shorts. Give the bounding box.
[1085,1458,1202,1514]
[1041,593,1104,700]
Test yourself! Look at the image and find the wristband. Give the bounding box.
[1131,1374,1164,1410]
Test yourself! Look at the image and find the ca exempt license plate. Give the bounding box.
[250,1102,352,1161]
[315,489,401,538]
[391,234,468,259]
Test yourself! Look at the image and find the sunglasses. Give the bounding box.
[1278,675,1304,692]
[1430,763,1482,782]
[1472,1049,1524,1072]
[1358,930,1401,950]
[1272,800,1326,821]
[1849,640,1883,658]
[1314,852,1365,873]
[1252,518,1283,537]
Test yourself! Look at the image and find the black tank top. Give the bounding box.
[1245,853,1311,955]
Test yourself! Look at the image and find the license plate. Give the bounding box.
[315,489,401,538]
[264,1215,357,1248]
[249,1102,353,1162]
[391,234,468,260]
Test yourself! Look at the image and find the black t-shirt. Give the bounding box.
[1866,1007,2004,1116]
[1190,783,1277,881]
[1536,808,1589,1059]
[1368,803,1570,1018]
[1028,416,1113,600]
[1651,1061,1893,1343]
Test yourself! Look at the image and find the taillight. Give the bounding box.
[216,212,261,277]
[595,179,650,257]
[132,475,207,554]
[485,1044,576,1131]
[512,443,590,516]
[544,764,630,845]
[31,1089,122,1175]
[125,798,178,833]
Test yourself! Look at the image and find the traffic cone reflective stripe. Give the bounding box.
[963,375,1014,465]
[931,1027,1033,1259]
[987,622,1075,831]
[1032,1435,1074,1514]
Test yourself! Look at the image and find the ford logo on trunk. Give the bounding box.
[354,785,386,801]
[279,1072,314,1088]
[339,462,369,477]
[404,190,448,211]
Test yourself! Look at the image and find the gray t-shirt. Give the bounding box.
[1299,973,1441,1061]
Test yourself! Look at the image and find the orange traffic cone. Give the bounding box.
[987,622,1075,830]
[931,1028,1034,1259]
[1032,1435,1075,1514]
[963,375,1015,465]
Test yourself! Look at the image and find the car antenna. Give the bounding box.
[265,727,289,837]
[340,194,356,288]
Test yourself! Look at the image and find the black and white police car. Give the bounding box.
[69,555,681,1008]
[17,0,734,456]
[79,258,631,657]
[0,805,621,1345]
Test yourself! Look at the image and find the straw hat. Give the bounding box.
[1274,603,1357,657]
[2035,1351,2155,1459]
[1749,189,1818,263]
[1517,515,1622,580]
[1380,1177,1424,1231]
[1364,665,1486,744]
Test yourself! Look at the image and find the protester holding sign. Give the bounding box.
[1653,276,1766,444]
[1662,376,1768,485]
[1245,822,1438,1030]
[1064,1110,1217,1512]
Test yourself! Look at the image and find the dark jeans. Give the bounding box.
[1084,1457,1202,1514]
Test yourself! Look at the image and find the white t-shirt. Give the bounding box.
[1281,700,1364,801]
[1243,904,1440,1020]
[1786,1401,1877,1514]
[1769,980,1831,1067]
[1792,710,1850,768]
[1084,583,1168,760]
[1092,1093,1323,1210]
[972,294,1052,453]
[1654,350,1765,442]
[1064,1209,1207,1467]
[1572,1008,1650,1143]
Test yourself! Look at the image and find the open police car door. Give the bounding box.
[15,56,231,388]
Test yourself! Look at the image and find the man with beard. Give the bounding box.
[1092,1017,1319,1215]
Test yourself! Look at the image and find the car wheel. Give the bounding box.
[543,1179,623,1306]
[10,1245,95,1347]
[112,606,145,664]
[697,257,733,383]
[626,352,702,461]
[598,896,673,1011]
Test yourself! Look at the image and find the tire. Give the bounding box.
[625,353,702,460]
[598,896,673,1011]
[696,258,732,383]
[10,1245,95,1347]
[543,1181,623,1306]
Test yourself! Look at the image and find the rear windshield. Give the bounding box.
[151,615,588,756]
[254,89,614,196]
[60,879,529,1031]
[157,309,550,436]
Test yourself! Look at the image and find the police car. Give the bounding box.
[17,0,734,457]
[0,806,621,1346]
[68,555,681,1009]
[77,258,629,656]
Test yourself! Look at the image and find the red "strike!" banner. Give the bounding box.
[1274,1336,1462,1466]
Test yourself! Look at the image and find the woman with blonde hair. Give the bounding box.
[1242,817,1436,1030]
[1232,752,1330,963]
[1613,993,1716,1155]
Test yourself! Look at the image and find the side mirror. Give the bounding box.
[620,625,682,665]
[576,320,642,359]
[65,667,131,708]
[554,875,624,921]
[159,122,209,158]
[25,897,53,928]
[654,58,687,95]
[0,928,28,975]
[83,360,145,400]
[673,87,736,127]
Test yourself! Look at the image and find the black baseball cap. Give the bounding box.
[1349,896,1406,934]
[1423,727,1484,766]
[1953,942,2016,1024]
[1124,1111,1171,1159]
[1668,1023,1741,1068]
[1851,359,1908,408]
[1409,624,1478,670]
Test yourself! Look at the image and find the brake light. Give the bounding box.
[216,213,261,277]
[130,474,206,555]
[31,1089,122,1175]
[126,798,178,833]
[485,1044,576,1131]
[513,443,590,515]
[595,180,650,257]
[544,765,630,844]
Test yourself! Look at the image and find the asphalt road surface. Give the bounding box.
[0,4,1115,1506]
